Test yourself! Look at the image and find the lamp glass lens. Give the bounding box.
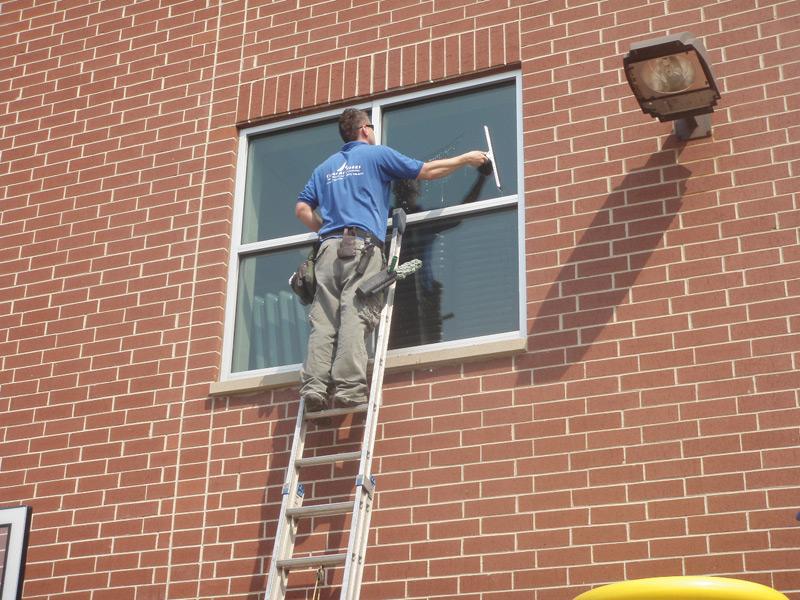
[642,53,695,94]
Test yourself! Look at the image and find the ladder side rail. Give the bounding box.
[340,214,405,600]
[342,289,396,600]
[265,403,309,600]
[341,484,373,600]
[344,487,376,600]
[359,222,402,479]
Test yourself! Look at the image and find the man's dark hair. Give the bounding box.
[339,108,369,142]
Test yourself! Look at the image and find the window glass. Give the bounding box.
[232,245,313,372]
[382,81,517,212]
[390,207,519,349]
[242,119,339,243]
[227,76,521,378]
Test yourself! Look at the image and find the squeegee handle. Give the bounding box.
[483,125,502,191]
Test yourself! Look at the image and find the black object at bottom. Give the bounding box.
[356,269,396,298]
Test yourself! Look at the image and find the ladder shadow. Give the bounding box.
[524,137,693,383]
[208,137,697,597]
[204,388,301,598]
[209,390,365,598]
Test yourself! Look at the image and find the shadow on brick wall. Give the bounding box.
[203,387,300,596]
[209,387,363,597]
[523,138,693,384]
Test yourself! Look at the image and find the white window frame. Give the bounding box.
[217,71,526,391]
[0,505,32,600]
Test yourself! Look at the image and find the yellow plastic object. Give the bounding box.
[574,576,789,600]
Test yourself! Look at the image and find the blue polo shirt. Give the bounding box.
[297,141,424,239]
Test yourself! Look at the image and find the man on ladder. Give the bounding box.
[294,107,489,413]
[269,108,491,600]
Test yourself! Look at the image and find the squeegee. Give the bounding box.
[479,125,502,192]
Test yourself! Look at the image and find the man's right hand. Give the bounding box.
[463,151,489,168]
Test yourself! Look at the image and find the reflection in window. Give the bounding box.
[391,208,518,349]
[232,246,313,371]
[383,81,517,211]
[242,120,339,243]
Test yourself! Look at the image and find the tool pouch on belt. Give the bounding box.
[289,244,318,305]
[337,227,357,259]
[355,241,374,276]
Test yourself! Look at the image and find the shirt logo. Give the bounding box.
[326,161,363,183]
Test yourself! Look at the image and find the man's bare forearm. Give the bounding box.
[417,151,487,181]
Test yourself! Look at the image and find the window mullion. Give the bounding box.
[237,231,319,257]
[402,194,518,225]
[221,130,254,381]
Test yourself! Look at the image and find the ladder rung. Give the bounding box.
[276,553,347,571]
[286,501,352,519]
[296,451,360,468]
[305,404,368,420]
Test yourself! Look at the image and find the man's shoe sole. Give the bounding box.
[335,398,368,408]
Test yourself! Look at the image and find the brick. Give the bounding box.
[1,2,798,599]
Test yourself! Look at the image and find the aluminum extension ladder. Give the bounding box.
[265,209,411,600]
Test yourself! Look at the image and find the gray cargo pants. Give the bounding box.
[300,237,385,405]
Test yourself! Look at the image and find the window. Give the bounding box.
[0,506,32,600]
[221,73,524,385]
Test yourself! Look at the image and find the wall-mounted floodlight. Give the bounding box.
[623,32,721,140]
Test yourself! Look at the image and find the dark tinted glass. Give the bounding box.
[232,245,313,372]
[242,119,340,243]
[389,207,519,349]
[382,81,517,212]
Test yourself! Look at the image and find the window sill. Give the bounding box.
[209,335,527,397]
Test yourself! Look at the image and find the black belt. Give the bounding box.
[320,226,384,248]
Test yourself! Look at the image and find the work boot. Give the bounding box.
[303,391,329,412]
[335,395,368,408]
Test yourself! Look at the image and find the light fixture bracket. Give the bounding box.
[674,113,712,140]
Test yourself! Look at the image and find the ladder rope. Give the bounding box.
[312,567,324,600]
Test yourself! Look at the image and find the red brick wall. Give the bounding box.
[1,1,799,599]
